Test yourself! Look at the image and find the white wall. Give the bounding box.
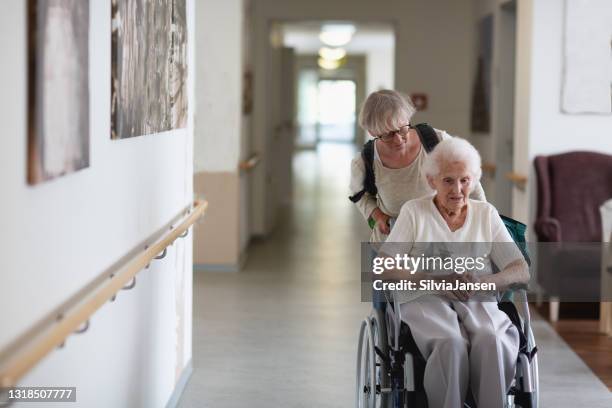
[193,0,248,269]
[0,1,195,407]
[195,0,243,173]
[527,0,612,156]
[513,0,612,230]
[365,47,395,95]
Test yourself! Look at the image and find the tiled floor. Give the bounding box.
[178,143,612,407]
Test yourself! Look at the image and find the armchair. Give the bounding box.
[534,151,612,321]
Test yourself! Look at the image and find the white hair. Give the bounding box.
[422,137,482,185]
[358,90,416,137]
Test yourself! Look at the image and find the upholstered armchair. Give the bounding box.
[533,151,612,321]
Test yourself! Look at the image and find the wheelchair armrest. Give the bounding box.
[391,290,402,350]
[511,289,536,348]
[499,282,530,303]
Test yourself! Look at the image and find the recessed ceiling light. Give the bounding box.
[318,47,347,61]
[319,24,356,47]
[318,57,342,70]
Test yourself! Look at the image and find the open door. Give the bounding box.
[277,47,296,207]
[264,44,296,233]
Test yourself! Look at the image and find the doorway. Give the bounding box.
[317,79,357,143]
[297,78,357,145]
[494,1,517,215]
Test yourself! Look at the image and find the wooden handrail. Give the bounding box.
[239,153,261,172]
[0,200,208,388]
[481,162,497,177]
[506,172,528,190]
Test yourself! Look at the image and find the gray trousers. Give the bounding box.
[400,295,519,408]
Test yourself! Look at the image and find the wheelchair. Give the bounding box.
[356,288,539,408]
[356,217,539,408]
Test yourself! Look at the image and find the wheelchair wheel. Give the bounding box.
[527,326,539,408]
[371,309,392,408]
[356,311,392,408]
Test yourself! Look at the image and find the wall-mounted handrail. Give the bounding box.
[481,162,497,177]
[238,153,261,172]
[506,172,528,190]
[0,200,208,388]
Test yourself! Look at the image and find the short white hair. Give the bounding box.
[422,137,482,184]
[359,90,416,137]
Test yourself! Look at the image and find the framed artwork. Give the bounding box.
[561,0,612,114]
[470,14,493,133]
[28,0,90,185]
[111,0,188,139]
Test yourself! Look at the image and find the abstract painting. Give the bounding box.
[28,0,90,185]
[111,0,188,139]
[470,14,493,133]
[561,0,612,114]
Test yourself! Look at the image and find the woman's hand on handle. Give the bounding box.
[371,207,391,235]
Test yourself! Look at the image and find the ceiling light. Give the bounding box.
[319,24,356,47]
[318,47,347,61]
[318,57,341,70]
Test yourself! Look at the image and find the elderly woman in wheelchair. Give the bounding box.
[357,137,537,408]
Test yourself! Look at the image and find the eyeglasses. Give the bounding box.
[374,124,412,142]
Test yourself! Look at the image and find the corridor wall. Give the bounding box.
[193,0,248,271]
[0,1,195,407]
[513,0,612,232]
[365,46,395,97]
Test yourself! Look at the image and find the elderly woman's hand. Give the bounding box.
[433,273,473,301]
[463,272,484,299]
[371,208,391,235]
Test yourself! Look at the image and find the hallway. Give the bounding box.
[179,144,612,407]
[2,1,611,406]
[180,144,371,406]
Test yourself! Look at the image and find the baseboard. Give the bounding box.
[165,359,193,408]
[194,250,248,272]
[238,249,248,269]
[193,263,240,272]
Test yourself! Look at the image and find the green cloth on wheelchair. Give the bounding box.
[499,214,530,302]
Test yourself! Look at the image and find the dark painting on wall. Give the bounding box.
[111,0,188,139]
[470,14,493,133]
[28,0,90,185]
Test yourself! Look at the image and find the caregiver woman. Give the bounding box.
[349,90,486,243]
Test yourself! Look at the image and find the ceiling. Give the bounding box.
[281,21,395,55]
